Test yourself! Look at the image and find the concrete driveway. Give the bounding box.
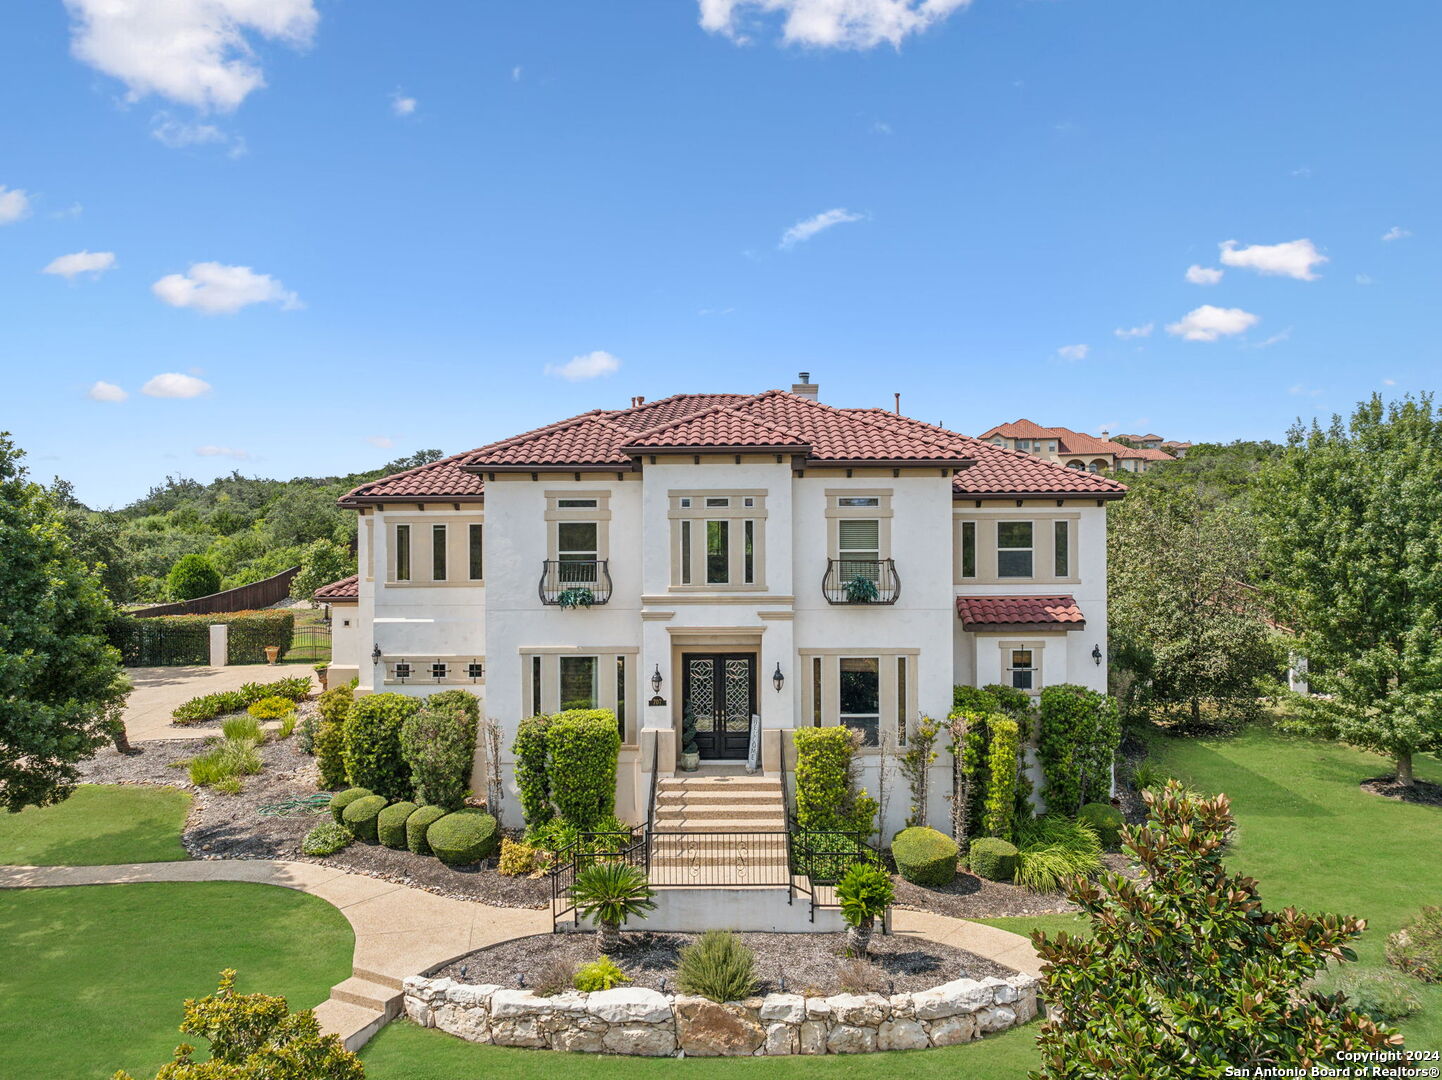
[122,665,315,742]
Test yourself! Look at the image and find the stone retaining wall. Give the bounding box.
[402,972,1039,1057]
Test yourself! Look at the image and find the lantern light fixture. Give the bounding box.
[651,665,663,695]
[773,663,785,693]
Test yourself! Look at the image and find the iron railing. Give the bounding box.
[538,559,613,606]
[549,828,646,928]
[821,558,900,605]
[647,830,792,888]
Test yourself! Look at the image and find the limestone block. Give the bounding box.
[980,976,1020,1004]
[489,989,555,1018]
[763,1021,798,1056]
[402,995,433,1028]
[677,1000,766,1057]
[546,990,592,1014]
[433,1002,491,1043]
[927,1013,978,1047]
[602,1022,677,1057]
[798,1020,828,1055]
[587,987,672,1025]
[888,992,914,1018]
[911,978,992,1020]
[878,1018,928,1051]
[445,983,500,1008]
[759,994,806,1024]
[827,993,887,1027]
[1013,985,1039,1023]
[804,997,833,1020]
[975,1004,1018,1033]
[549,1024,608,1053]
[489,1016,548,1048]
[826,1023,879,1054]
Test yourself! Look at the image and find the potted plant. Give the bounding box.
[570,862,657,953]
[556,586,595,609]
[843,576,881,604]
[835,862,895,957]
[680,711,700,771]
[264,645,281,665]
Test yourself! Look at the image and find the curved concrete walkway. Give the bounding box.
[0,860,1041,1050]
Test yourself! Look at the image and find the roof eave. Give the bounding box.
[953,488,1126,501]
[458,461,635,474]
[962,620,1087,633]
[337,493,488,508]
[619,443,813,457]
[806,456,975,470]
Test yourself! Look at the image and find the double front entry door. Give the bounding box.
[682,653,755,760]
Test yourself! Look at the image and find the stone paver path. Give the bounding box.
[122,666,315,742]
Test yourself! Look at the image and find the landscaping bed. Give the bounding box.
[1361,775,1442,808]
[889,852,1134,921]
[434,930,1019,997]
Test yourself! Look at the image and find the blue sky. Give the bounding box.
[3,1,1437,507]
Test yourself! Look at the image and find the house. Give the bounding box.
[323,379,1125,837]
[979,419,1176,474]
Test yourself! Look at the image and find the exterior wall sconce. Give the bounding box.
[1092,644,1103,666]
[371,643,382,664]
[651,665,663,695]
[773,663,785,693]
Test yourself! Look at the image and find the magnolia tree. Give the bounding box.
[1255,394,1442,785]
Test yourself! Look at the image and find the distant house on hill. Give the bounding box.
[979,420,1176,474]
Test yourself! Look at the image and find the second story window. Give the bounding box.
[671,491,766,589]
[468,523,484,581]
[395,524,411,581]
[432,525,447,581]
[997,521,1034,577]
[960,520,976,578]
[1054,520,1070,577]
[707,520,729,583]
[557,521,599,583]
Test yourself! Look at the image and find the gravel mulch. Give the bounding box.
[1361,775,1442,808]
[435,930,1018,997]
[890,852,1136,921]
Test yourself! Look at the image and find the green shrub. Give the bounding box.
[1015,815,1103,893]
[571,862,657,951]
[547,709,621,828]
[314,719,349,789]
[247,696,295,720]
[342,692,421,801]
[1327,970,1423,1023]
[513,714,552,827]
[427,808,499,866]
[1130,760,1172,794]
[983,715,1020,841]
[793,726,878,835]
[277,713,298,739]
[221,714,264,743]
[329,786,373,824]
[574,956,629,992]
[892,826,959,886]
[212,776,243,796]
[952,685,1000,715]
[836,862,895,956]
[1387,906,1442,982]
[676,930,757,1002]
[406,804,448,856]
[969,837,1019,882]
[317,684,355,725]
[341,794,388,843]
[168,553,220,600]
[1078,802,1125,849]
[498,838,540,876]
[297,713,319,754]
[188,738,262,788]
[524,815,628,858]
[982,683,1033,719]
[400,692,479,810]
[1038,684,1120,816]
[302,821,353,856]
[171,673,309,724]
[378,801,418,849]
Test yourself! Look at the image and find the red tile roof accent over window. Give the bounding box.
[313,574,359,601]
[956,595,1086,630]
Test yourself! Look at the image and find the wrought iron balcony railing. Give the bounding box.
[538,559,613,607]
[822,557,900,605]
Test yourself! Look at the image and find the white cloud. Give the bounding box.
[365,435,395,448]
[1381,225,1411,242]
[142,373,213,398]
[1057,344,1089,361]
[152,262,301,314]
[1248,328,1292,349]
[1113,323,1153,339]
[87,381,128,402]
[871,120,892,135]
[1290,166,1312,178]
[779,207,864,249]
[64,0,318,112]
[43,250,117,280]
[1219,238,1327,281]
[0,186,31,224]
[1185,264,1223,286]
[195,445,251,459]
[53,202,84,220]
[150,113,247,156]
[512,65,523,82]
[699,0,972,49]
[1166,305,1260,343]
[1383,378,1397,386]
[545,350,621,381]
[1356,273,1374,286]
[1288,384,1323,398]
[391,91,417,116]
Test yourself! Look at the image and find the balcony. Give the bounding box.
[539,559,613,607]
[822,558,900,605]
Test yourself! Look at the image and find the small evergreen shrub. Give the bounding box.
[330,786,374,824]
[314,719,349,789]
[1038,684,1120,816]
[302,821,354,856]
[546,709,621,828]
[513,714,552,827]
[317,684,355,725]
[1078,802,1125,849]
[983,715,1020,841]
[406,804,448,856]
[297,713,319,754]
[892,826,960,886]
[342,794,387,843]
[221,714,264,743]
[168,553,220,600]
[247,696,296,721]
[793,726,878,835]
[982,683,1033,719]
[1015,816,1103,893]
[377,801,418,849]
[427,808,499,865]
[342,692,420,801]
[1387,906,1442,982]
[574,956,629,992]
[969,837,1019,882]
[676,930,758,1002]
[952,685,1001,715]
[1327,970,1423,1023]
[498,838,540,876]
[400,691,479,810]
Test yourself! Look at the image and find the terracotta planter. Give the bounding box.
[264,645,280,665]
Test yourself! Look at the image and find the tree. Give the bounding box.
[1109,485,1281,729]
[289,538,356,606]
[0,434,128,811]
[1255,394,1442,785]
[167,553,220,600]
[1033,783,1400,1079]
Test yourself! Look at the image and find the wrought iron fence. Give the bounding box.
[548,828,646,927]
[647,830,791,888]
[538,559,613,606]
[286,621,332,663]
[821,558,900,605]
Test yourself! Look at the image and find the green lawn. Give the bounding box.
[0,881,354,1080]
[0,784,191,865]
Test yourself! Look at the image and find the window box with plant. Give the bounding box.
[822,557,900,604]
[539,559,612,606]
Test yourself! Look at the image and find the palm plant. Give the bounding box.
[843,575,881,603]
[835,861,895,957]
[570,861,656,953]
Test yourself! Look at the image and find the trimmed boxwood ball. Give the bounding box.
[341,794,388,843]
[330,787,373,824]
[892,826,960,886]
[378,801,418,849]
[427,808,500,866]
[1079,802,1125,850]
[406,804,448,856]
[969,837,1020,882]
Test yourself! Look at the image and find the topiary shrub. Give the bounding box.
[546,709,620,828]
[342,794,387,843]
[329,786,373,824]
[793,726,878,835]
[406,804,448,856]
[892,826,960,886]
[377,801,418,849]
[342,692,421,801]
[969,837,1019,882]
[400,691,479,810]
[512,714,552,827]
[314,719,349,789]
[983,715,1020,842]
[1387,906,1442,983]
[302,821,353,856]
[427,808,499,866]
[677,930,758,1002]
[317,684,354,725]
[1038,684,1120,816]
[1078,802,1125,849]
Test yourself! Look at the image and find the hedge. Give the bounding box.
[546,710,620,828]
[513,715,552,827]
[378,801,418,849]
[108,610,295,667]
[792,726,878,836]
[427,808,499,866]
[400,690,479,810]
[342,794,388,843]
[969,837,1019,882]
[892,826,959,886]
[406,804,449,856]
[330,787,373,824]
[1038,685,1120,816]
[342,693,421,801]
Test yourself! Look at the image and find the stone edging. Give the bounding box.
[402,973,1039,1057]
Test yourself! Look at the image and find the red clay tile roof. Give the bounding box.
[1114,446,1176,461]
[338,448,487,505]
[979,419,1175,465]
[313,574,359,601]
[956,595,1086,630]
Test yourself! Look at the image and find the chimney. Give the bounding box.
[629,396,646,408]
[790,372,819,400]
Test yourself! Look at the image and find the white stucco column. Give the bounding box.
[208,623,229,667]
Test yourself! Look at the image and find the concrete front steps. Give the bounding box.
[652,775,786,833]
[314,968,405,1052]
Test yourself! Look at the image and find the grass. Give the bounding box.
[0,784,190,866]
[0,881,354,1080]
